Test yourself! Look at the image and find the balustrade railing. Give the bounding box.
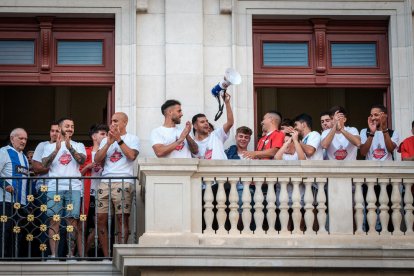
[0,176,138,261]
[137,159,414,247]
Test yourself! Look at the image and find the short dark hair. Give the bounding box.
[57,117,73,126]
[281,118,293,128]
[88,123,109,138]
[371,104,387,114]
[192,113,206,125]
[412,120,414,129]
[161,99,181,115]
[329,106,348,118]
[236,126,252,136]
[294,113,313,129]
[320,111,330,118]
[50,120,59,126]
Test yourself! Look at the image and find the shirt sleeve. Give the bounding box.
[306,132,321,150]
[321,129,329,140]
[348,127,360,136]
[215,127,228,143]
[391,131,400,147]
[150,128,164,146]
[272,132,285,148]
[41,143,54,159]
[128,135,140,152]
[400,141,410,158]
[360,129,368,144]
[32,142,45,162]
[75,142,87,156]
[99,138,108,150]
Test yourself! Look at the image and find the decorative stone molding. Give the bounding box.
[220,0,232,14]
[136,0,148,13]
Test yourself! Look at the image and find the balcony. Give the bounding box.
[113,159,414,275]
[1,161,414,275]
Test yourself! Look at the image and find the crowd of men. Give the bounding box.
[0,112,139,258]
[1,94,414,258]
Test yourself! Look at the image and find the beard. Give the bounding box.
[172,117,181,124]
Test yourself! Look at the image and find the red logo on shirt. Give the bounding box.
[109,149,123,163]
[59,151,72,165]
[204,148,212,160]
[373,145,386,159]
[334,147,348,160]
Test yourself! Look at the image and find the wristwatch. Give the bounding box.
[117,139,124,146]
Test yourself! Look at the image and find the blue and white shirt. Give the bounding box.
[0,145,29,205]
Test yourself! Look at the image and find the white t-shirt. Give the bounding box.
[99,133,140,183]
[282,152,298,161]
[360,128,400,161]
[302,131,323,160]
[193,127,229,160]
[0,145,29,204]
[150,126,192,158]
[32,140,51,189]
[42,141,86,191]
[90,151,103,196]
[321,126,359,160]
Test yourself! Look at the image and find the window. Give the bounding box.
[331,43,377,67]
[263,42,309,66]
[57,41,103,65]
[0,40,35,65]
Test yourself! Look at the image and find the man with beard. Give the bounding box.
[94,112,139,257]
[151,99,198,158]
[293,113,323,160]
[360,104,400,160]
[321,106,361,161]
[242,111,284,160]
[192,93,233,160]
[42,118,86,258]
[0,128,29,257]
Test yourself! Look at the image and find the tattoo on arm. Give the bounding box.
[42,151,58,168]
[68,146,86,165]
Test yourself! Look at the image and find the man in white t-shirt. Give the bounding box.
[32,122,60,188]
[94,112,139,257]
[151,99,198,158]
[293,113,323,160]
[321,106,361,160]
[42,118,86,258]
[31,121,59,257]
[360,104,400,161]
[192,93,234,160]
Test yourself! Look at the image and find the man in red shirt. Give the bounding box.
[398,120,414,161]
[242,111,284,160]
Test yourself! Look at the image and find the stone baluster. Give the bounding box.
[303,178,316,235]
[378,178,390,235]
[365,178,378,235]
[215,178,227,235]
[278,178,290,235]
[203,178,215,234]
[265,178,277,235]
[241,177,253,234]
[228,178,240,235]
[291,178,302,234]
[316,178,327,234]
[353,178,365,235]
[391,179,403,235]
[403,179,414,234]
[253,178,265,235]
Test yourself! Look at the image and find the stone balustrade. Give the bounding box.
[113,159,414,274]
